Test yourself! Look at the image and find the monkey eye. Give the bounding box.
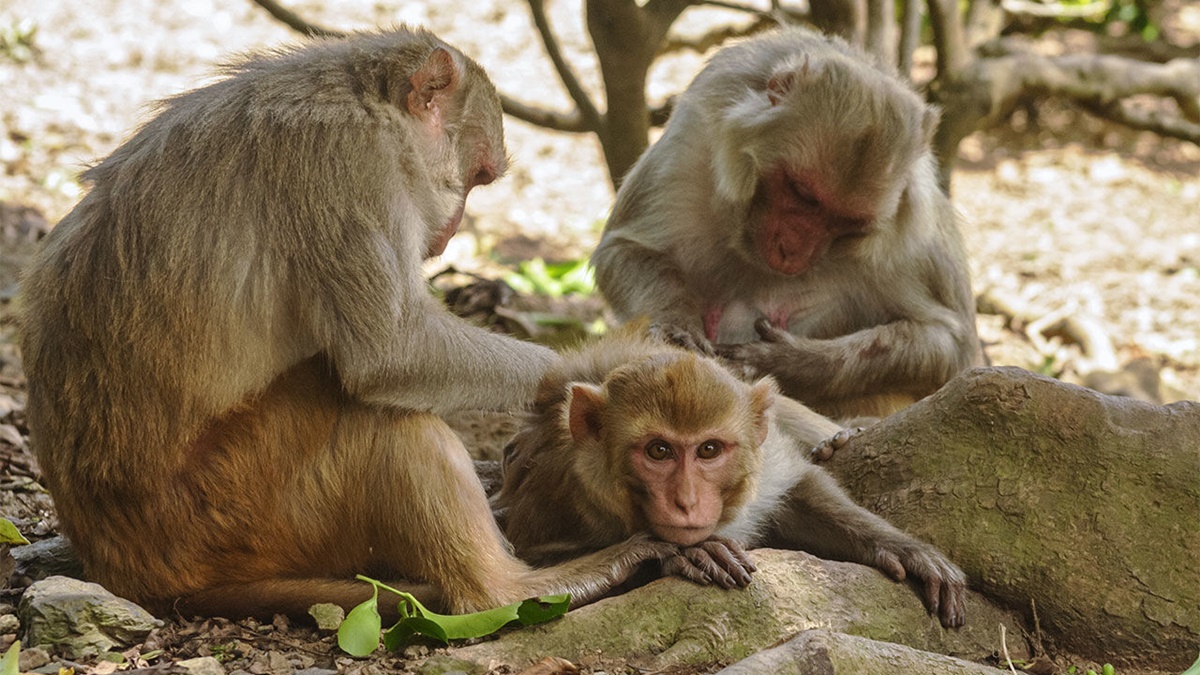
[644,440,674,461]
[696,440,725,460]
[786,181,821,211]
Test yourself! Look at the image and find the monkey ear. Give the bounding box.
[405,47,459,122]
[766,55,814,106]
[566,383,607,444]
[748,377,779,446]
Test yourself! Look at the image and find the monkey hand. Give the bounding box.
[662,537,757,589]
[870,542,967,628]
[716,318,814,374]
[648,322,716,356]
[810,426,864,462]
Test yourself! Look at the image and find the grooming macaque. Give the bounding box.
[20,29,678,620]
[493,330,967,628]
[592,28,983,419]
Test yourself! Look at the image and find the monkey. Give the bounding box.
[18,28,680,621]
[591,28,983,420]
[492,328,967,628]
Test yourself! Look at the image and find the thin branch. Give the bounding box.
[1001,0,1110,18]
[248,0,343,37]
[661,16,780,55]
[247,0,594,134]
[526,0,604,133]
[500,98,589,132]
[694,0,773,15]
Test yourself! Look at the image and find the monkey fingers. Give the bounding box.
[648,322,716,356]
[882,545,968,629]
[810,426,864,462]
[663,537,756,589]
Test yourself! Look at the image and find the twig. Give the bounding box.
[248,0,343,37]
[525,0,603,133]
[1001,0,1110,18]
[245,0,595,134]
[695,0,775,16]
[1000,624,1020,675]
[1031,596,1045,657]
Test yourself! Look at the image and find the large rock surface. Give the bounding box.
[823,366,1200,671]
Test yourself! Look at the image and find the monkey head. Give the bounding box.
[565,353,775,545]
[382,41,507,259]
[712,43,940,276]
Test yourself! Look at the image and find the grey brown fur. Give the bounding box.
[494,329,967,627]
[592,28,982,419]
[20,28,677,619]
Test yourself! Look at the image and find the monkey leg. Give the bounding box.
[163,361,674,619]
[766,467,967,627]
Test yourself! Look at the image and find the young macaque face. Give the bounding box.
[567,354,774,546]
[628,431,743,545]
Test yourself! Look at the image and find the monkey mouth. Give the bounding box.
[651,524,716,546]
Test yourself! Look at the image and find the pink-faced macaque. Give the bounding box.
[21,28,678,621]
[592,28,983,420]
[493,329,967,628]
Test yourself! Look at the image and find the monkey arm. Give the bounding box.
[330,290,558,415]
[592,234,706,337]
[766,467,967,628]
[718,312,974,402]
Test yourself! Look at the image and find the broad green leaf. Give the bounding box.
[1182,652,1200,675]
[0,519,29,545]
[1101,665,1115,675]
[516,594,570,625]
[354,576,571,649]
[0,640,18,675]
[336,587,382,657]
[383,615,450,649]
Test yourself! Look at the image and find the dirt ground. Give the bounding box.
[0,0,1198,672]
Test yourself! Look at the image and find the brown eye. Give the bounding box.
[697,440,724,459]
[645,440,673,461]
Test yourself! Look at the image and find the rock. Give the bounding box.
[307,603,344,632]
[824,366,1200,671]
[0,613,18,633]
[17,645,51,671]
[441,549,1026,672]
[18,575,162,658]
[11,536,86,582]
[176,656,227,675]
[715,629,1008,674]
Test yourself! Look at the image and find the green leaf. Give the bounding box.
[516,594,570,625]
[1101,665,1115,675]
[1182,652,1200,675]
[353,576,571,650]
[0,641,18,675]
[336,587,382,657]
[384,615,450,649]
[0,519,28,546]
